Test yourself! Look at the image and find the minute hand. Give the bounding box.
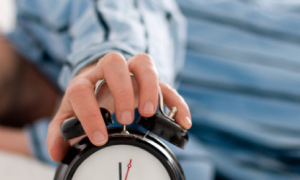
[125,159,132,180]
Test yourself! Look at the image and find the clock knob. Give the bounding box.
[137,113,189,149]
[60,108,113,141]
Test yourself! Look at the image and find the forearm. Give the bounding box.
[0,126,30,156]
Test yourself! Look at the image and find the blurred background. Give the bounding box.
[0,0,55,179]
[0,0,15,33]
[176,0,300,180]
[1,0,300,180]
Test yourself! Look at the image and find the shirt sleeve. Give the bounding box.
[58,0,186,90]
[25,118,58,166]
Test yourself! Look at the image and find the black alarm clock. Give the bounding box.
[54,76,189,180]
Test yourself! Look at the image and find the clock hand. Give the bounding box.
[119,162,122,180]
[124,159,132,180]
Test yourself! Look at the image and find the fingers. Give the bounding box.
[127,54,191,129]
[47,118,70,161]
[67,78,108,145]
[159,82,192,130]
[47,78,109,162]
[47,52,191,163]
[128,54,158,117]
[83,52,136,124]
[98,53,135,124]
[47,97,74,161]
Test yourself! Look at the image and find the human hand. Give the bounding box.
[47,53,192,162]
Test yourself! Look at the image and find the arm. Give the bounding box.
[47,0,191,162]
[0,126,30,156]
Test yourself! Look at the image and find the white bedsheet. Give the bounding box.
[0,150,55,180]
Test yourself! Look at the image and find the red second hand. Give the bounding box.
[124,159,132,180]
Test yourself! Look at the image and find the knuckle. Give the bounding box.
[141,67,158,79]
[101,52,126,66]
[164,83,176,93]
[133,54,154,67]
[176,94,188,110]
[67,80,90,99]
[163,84,184,100]
[114,90,134,107]
[47,121,57,145]
[116,88,134,100]
[143,83,158,96]
[105,52,124,59]
[130,53,152,66]
[135,53,152,61]
[150,81,159,90]
[179,98,188,109]
[83,113,100,123]
[48,121,55,132]
[177,94,186,105]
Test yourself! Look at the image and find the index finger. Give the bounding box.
[67,78,108,146]
[47,78,109,162]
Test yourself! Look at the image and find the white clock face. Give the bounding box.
[72,145,171,180]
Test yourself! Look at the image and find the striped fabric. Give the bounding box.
[177,0,300,179]
[7,0,186,89]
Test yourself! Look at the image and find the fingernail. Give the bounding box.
[143,101,154,114]
[184,116,192,128]
[121,111,132,124]
[49,145,55,160]
[93,131,106,145]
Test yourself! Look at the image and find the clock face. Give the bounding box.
[72,145,171,180]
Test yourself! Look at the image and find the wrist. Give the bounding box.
[0,126,31,156]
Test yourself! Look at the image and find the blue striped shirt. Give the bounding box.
[7,0,186,89]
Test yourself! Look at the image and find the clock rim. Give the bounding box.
[55,127,185,180]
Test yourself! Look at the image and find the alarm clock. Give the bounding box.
[54,76,189,180]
